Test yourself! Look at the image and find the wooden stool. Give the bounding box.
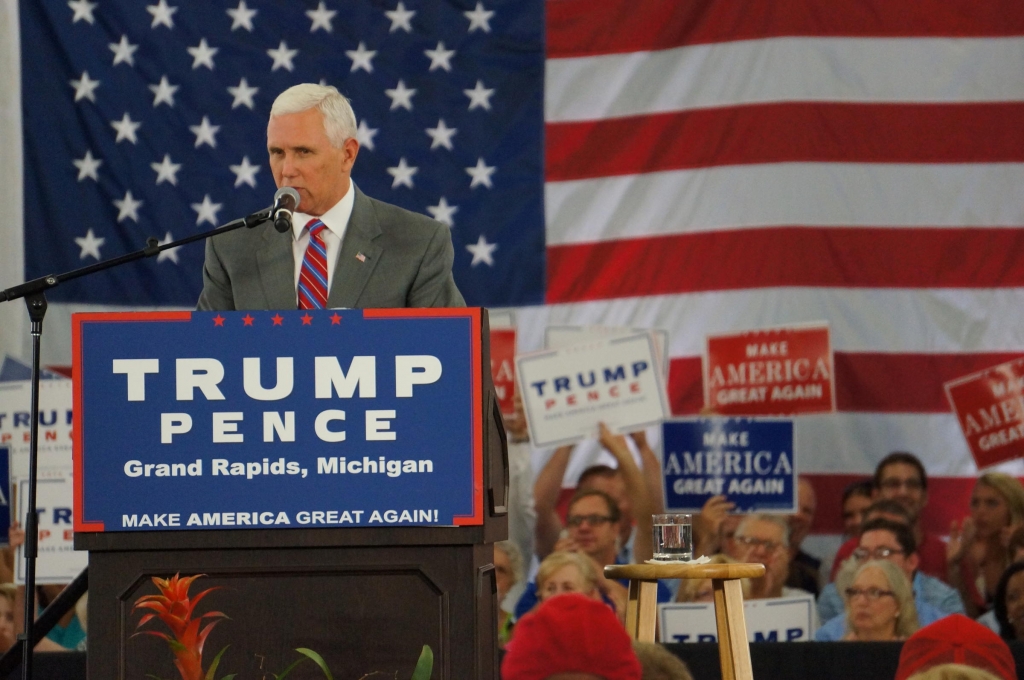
[605,562,765,680]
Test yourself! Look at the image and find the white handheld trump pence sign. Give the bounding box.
[516,332,669,447]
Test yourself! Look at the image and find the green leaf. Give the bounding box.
[295,648,334,680]
[411,645,433,680]
[219,675,237,680]
[204,645,230,680]
[145,674,171,680]
[165,638,187,653]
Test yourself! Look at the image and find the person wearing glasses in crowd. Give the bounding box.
[946,473,1024,618]
[841,479,874,540]
[836,560,919,641]
[829,498,917,582]
[816,518,963,640]
[514,486,671,620]
[727,513,811,600]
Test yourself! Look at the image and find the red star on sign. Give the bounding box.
[330,313,342,325]
[301,313,313,326]
[271,314,284,326]
[213,315,225,327]
[242,314,255,326]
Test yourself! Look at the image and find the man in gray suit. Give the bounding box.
[197,83,465,311]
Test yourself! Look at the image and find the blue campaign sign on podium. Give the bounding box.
[662,418,796,513]
[72,309,484,532]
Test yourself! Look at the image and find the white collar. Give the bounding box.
[290,182,355,240]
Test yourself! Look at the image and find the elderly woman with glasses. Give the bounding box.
[841,560,919,641]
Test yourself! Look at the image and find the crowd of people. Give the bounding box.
[497,395,1024,679]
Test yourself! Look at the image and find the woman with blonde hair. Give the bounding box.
[535,550,600,602]
[948,473,1024,616]
[843,560,918,641]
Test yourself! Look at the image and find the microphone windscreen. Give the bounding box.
[275,186,300,211]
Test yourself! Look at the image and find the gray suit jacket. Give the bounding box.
[196,186,465,310]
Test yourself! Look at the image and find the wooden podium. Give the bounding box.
[72,309,509,680]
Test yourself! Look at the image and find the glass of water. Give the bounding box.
[653,513,693,561]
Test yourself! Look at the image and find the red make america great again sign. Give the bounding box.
[945,358,1024,469]
[705,324,835,416]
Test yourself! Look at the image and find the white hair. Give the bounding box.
[735,513,791,548]
[270,83,357,147]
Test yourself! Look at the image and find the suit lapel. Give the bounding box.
[328,186,383,308]
[256,223,298,310]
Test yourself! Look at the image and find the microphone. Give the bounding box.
[272,187,300,233]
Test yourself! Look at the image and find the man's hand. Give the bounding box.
[8,523,24,549]
[694,495,735,554]
[598,423,631,460]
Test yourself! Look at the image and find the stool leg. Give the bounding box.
[624,579,641,638]
[636,580,658,642]
[712,579,754,680]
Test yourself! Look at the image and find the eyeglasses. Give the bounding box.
[735,535,782,552]
[845,587,895,602]
[852,547,905,561]
[566,514,613,528]
[879,478,923,491]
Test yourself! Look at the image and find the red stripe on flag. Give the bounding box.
[667,352,1024,415]
[547,0,1024,58]
[546,228,1024,303]
[546,103,1024,181]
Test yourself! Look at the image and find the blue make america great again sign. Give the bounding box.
[72,309,484,532]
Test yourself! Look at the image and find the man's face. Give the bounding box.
[855,529,918,581]
[579,473,632,527]
[732,519,787,568]
[842,493,873,537]
[267,107,359,217]
[494,547,514,600]
[875,462,927,521]
[788,479,817,549]
[566,495,619,561]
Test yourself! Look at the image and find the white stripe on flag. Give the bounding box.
[546,36,1024,122]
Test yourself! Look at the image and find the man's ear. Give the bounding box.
[905,552,920,574]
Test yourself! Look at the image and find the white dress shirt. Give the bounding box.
[290,184,355,304]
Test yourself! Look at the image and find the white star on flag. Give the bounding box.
[111,113,141,144]
[226,1,257,31]
[188,39,218,70]
[346,42,376,73]
[114,190,144,223]
[192,194,223,226]
[464,80,495,111]
[149,76,179,107]
[151,154,182,185]
[427,197,458,226]
[190,116,220,148]
[356,119,378,151]
[307,2,337,32]
[156,232,181,264]
[466,157,496,188]
[385,2,415,33]
[109,35,139,67]
[68,0,97,24]
[385,80,416,111]
[426,119,457,150]
[146,0,177,29]
[70,71,100,103]
[267,41,298,72]
[424,42,456,72]
[74,229,105,260]
[466,234,497,266]
[387,158,418,188]
[464,2,495,33]
[73,150,102,182]
[228,78,258,109]
[230,156,260,188]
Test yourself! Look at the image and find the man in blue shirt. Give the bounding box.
[816,518,964,640]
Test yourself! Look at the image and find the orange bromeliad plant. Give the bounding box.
[133,573,230,680]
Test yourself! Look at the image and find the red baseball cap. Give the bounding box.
[895,614,1016,680]
[502,593,642,680]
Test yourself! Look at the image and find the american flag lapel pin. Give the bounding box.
[355,252,367,262]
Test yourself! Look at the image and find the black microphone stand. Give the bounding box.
[0,206,273,680]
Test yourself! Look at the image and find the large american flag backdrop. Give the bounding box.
[6,0,1024,538]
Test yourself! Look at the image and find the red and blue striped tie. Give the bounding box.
[297,219,329,310]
